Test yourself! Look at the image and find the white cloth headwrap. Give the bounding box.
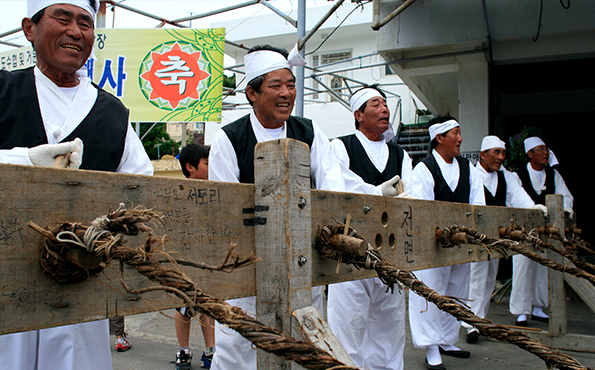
[429,119,460,141]
[27,0,98,21]
[244,44,306,84]
[480,135,506,152]
[349,88,384,113]
[524,136,546,153]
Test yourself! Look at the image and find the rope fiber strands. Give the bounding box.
[316,223,593,370]
[437,225,595,288]
[29,205,360,370]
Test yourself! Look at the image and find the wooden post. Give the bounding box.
[546,194,568,335]
[254,139,313,370]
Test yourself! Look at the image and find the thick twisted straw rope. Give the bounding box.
[30,206,359,370]
[316,224,592,370]
[439,225,595,288]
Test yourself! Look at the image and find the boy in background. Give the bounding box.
[176,143,215,369]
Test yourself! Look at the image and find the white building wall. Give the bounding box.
[197,3,427,146]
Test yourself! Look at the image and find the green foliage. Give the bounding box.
[506,126,545,171]
[223,73,236,89]
[138,122,180,160]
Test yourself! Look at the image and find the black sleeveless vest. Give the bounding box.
[422,154,471,203]
[484,170,507,206]
[338,133,404,186]
[516,164,555,205]
[222,114,315,184]
[0,67,128,172]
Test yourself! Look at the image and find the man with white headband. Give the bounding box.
[508,136,573,327]
[462,136,544,344]
[325,85,411,370]
[0,1,152,369]
[407,116,485,370]
[208,44,342,370]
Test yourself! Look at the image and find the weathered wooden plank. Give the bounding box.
[0,145,546,335]
[292,305,356,367]
[547,195,568,336]
[565,273,595,315]
[254,139,312,370]
[0,163,255,335]
[311,190,545,286]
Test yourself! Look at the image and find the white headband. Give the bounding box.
[244,44,306,84]
[349,88,383,113]
[481,135,506,152]
[524,136,546,153]
[28,0,98,21]
[429,119,460,141]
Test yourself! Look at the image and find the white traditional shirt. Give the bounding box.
[518,162,573,210]
[409,149,485,206]
[208,110,344,191]
[0,67,153,175]
[330,130,413,195]
[475,162,535,209]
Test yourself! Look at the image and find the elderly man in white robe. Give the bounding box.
[509,136,574,326]
[208,44,344,370]
[327,86,412,370]
[407,116,485,370]
[0,1,152,369]
[462,136,545,344]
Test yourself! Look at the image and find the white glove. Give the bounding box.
[531,204,548,217]
[564,207,574,219]
[28,138,83,169]
[379,175,401,196]
[397,192,414,199]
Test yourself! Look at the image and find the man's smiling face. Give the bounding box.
[248,68,296,129]
[23,4,95,86]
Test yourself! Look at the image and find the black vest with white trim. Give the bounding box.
[484,170,507,207]
[222,114,314,184]
[422,154,471,203]
[0,67,128,172]
[338,133,404,186]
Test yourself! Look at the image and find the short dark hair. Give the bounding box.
[351,84,386,129]
[30,0,97,24]
[179,143,209,178]
[245,45,293,107]
[428,115,458,150]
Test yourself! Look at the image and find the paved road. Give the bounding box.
[112,288,595,370]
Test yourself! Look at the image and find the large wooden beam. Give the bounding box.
[0,140,544,335]
[254,139,312,370]
[0,163,255,334]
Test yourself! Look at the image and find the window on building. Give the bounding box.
[311,51,352,102]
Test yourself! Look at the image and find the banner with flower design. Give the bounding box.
[89,28,225,122]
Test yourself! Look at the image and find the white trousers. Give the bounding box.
[462,259,499,331]
[0,320,112,370]
[409,263,470,349]
[327,277,405,370]
[210,286,324,370]
[509,254,548,315]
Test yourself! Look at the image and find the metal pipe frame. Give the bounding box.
[297,0,346,51]
[371,0,417,31]
[102,0,188,28]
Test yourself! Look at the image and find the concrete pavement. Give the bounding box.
[111,287,595,370]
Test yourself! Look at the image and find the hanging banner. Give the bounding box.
[0,46,36,71]
[89,28,225,122]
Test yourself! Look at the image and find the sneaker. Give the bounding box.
[115,337,131,352]
[176,349,193,370]
[200,351,213,369]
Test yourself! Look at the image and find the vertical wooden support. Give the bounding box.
[254,139,312,370]
[546,194,568,335]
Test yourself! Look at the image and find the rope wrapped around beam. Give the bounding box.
[316,223,593,370]
[29,205,360,370]
[437,225,595,288]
